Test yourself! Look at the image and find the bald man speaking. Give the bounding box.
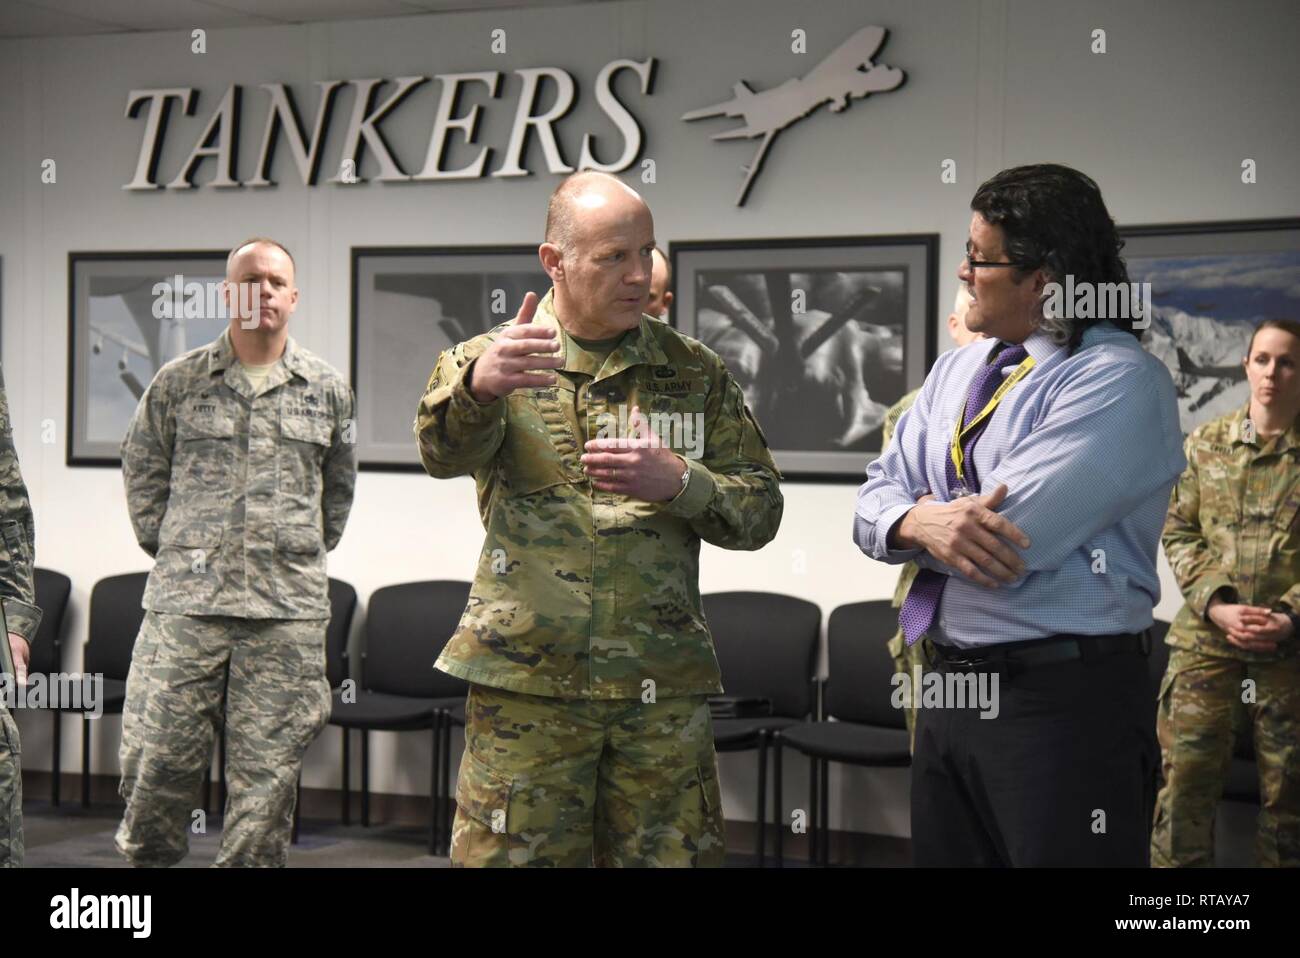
[415,171,783,867]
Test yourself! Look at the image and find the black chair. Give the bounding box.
[774,600,911,867]
[702,591,820,867]
[29,569,72,804]
[292,577,358,844]
[330,580,470,855]
[75,573,148,807]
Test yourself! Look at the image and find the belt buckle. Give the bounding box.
[945,649,983,671]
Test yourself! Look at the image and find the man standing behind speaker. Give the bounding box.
[117,238,356,867]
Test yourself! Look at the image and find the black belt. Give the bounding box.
[925,630,1150,673]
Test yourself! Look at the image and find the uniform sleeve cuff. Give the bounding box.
[2,598,43,645]
[1192,576,1237,621]
[451,360,505,420]
[664,458,715,519]
[1276,586,1300,616]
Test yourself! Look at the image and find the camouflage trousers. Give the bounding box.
[116,612,331,867]
[1151,648,1300,867]
[887,627,927,753]
[0,705,22,867]
[450,684,725,867]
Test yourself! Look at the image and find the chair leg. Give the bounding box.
[434,712,444,852]
[820,759,830,867]
[52,709,62,806]
[441,718,453,855]
[81,715,91,808]
[341,728,351,826]
[773,733,784,868]
[361,729,370,828]
[808,755,818,866]
[756,732,769,868]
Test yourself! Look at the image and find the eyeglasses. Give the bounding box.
[964,242,1032,270]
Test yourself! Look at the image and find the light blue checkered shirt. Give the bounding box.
[854,322,1187,648]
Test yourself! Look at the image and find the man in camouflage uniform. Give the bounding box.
[646,246,673,321]
[117,238,356,867]
[0,366,42,867]
[1153,318,1300,867]
[882,286,982,748]
[415,171,783,867]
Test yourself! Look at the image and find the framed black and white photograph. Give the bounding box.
[67,251,229,466]
[670,235,938,481]
[1122,218,1300,435]
[351,246,551,470]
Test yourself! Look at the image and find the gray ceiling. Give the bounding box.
[0,0,608,38]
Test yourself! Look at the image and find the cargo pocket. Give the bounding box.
[274,525,326,609]
[174,406,236,487]
[154,521,225,606]
[450,750,514,867]
[0,708,23,867]
[499,385,579,497]
[280,416,332,497]
[278,622,331,748]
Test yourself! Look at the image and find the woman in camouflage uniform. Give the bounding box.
[1153,318,1300,867]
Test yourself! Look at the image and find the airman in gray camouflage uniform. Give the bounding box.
[1152,319,1300,867]
[416,172,783,866]
[117,238,356,867]
[0,365,42,868]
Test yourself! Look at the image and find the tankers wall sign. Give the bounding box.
[122,26,904,205]
[122,58,656,190]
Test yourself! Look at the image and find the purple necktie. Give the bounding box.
[899,342,1028,646]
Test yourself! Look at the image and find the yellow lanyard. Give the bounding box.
[950,355,1036,486]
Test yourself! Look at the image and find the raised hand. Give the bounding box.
[467,293,564,403]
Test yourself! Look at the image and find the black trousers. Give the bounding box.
[911,644,1155,867]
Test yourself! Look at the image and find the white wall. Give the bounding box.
[2,0,1297,839]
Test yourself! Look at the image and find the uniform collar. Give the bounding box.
[207,327,310,382]
[207,327,309,400]
[1233,400,1300,454]
[537,288,669,382]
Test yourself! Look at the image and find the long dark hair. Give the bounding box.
[971,164,1133,354]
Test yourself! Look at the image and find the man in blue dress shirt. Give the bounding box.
[855,164,1186,866]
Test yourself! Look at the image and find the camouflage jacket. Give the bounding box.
[414,289,784,699]
[882,388,920,658]
[0,366,41,643]
[1163,403,1300,661]
[121,329,357,620]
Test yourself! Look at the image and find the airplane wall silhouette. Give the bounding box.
[683,26,905,206]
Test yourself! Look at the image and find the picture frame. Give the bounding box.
[1120,217,1300,436]
[350,245,551,470]
[670,235,938,482]
[67,250,229,466]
